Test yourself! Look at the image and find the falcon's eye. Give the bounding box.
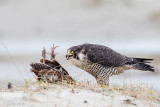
[72,50,77,54]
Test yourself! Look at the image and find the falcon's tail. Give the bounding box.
[127,58,155,72]
[134,63,154,72]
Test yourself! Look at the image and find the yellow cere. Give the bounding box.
[67,51,73,55]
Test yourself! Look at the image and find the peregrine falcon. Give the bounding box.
[66,43,154,85]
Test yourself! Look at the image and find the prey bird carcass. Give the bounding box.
[30,44,73,83]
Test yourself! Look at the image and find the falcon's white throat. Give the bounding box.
[77,53,86,60]
[68,52,87,69]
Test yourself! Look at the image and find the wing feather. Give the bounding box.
[84,44,129,67]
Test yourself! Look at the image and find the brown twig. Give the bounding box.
[50,44,59,61]
[42,47,46,64]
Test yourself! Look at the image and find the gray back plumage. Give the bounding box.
[79,44,131,67]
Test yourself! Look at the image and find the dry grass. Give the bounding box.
[112,83,160,104]
[1,79,159,106]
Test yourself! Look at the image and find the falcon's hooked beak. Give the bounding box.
[66,51,74,60]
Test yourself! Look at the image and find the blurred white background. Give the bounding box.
[0,0,160,90]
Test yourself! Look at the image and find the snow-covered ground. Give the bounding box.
[0,83,159,107]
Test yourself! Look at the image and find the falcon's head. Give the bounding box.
[66,45,86,60]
